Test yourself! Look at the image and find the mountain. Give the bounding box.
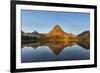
[49,25,64,34]
[46,24,70,42]
[68,33,76,38]
[46,41,70,55]
[77,31,90,42]
[32,30,39,34]
[22,30,42,41]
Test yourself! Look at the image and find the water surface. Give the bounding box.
[21,41,90,63]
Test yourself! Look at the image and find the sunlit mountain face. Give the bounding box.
[21,25,90,63]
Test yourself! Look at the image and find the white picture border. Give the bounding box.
[16,4,94,69]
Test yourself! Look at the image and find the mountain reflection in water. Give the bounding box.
[21,25,90,63]
[22,41,90,56]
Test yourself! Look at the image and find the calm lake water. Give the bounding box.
[21,42,90,63]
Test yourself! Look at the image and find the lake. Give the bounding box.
[21,41,90,63]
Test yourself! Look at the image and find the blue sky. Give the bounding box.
[21,10,90,34]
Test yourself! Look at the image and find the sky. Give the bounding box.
[21,10,90,35]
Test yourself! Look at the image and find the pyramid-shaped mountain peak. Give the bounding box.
[51,24,63,32]
[54,24,61,28]
[53,24,62,29]
[46,24,70,43]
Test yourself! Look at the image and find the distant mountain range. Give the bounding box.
[77,31,90,42]
[22,24,90,43]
